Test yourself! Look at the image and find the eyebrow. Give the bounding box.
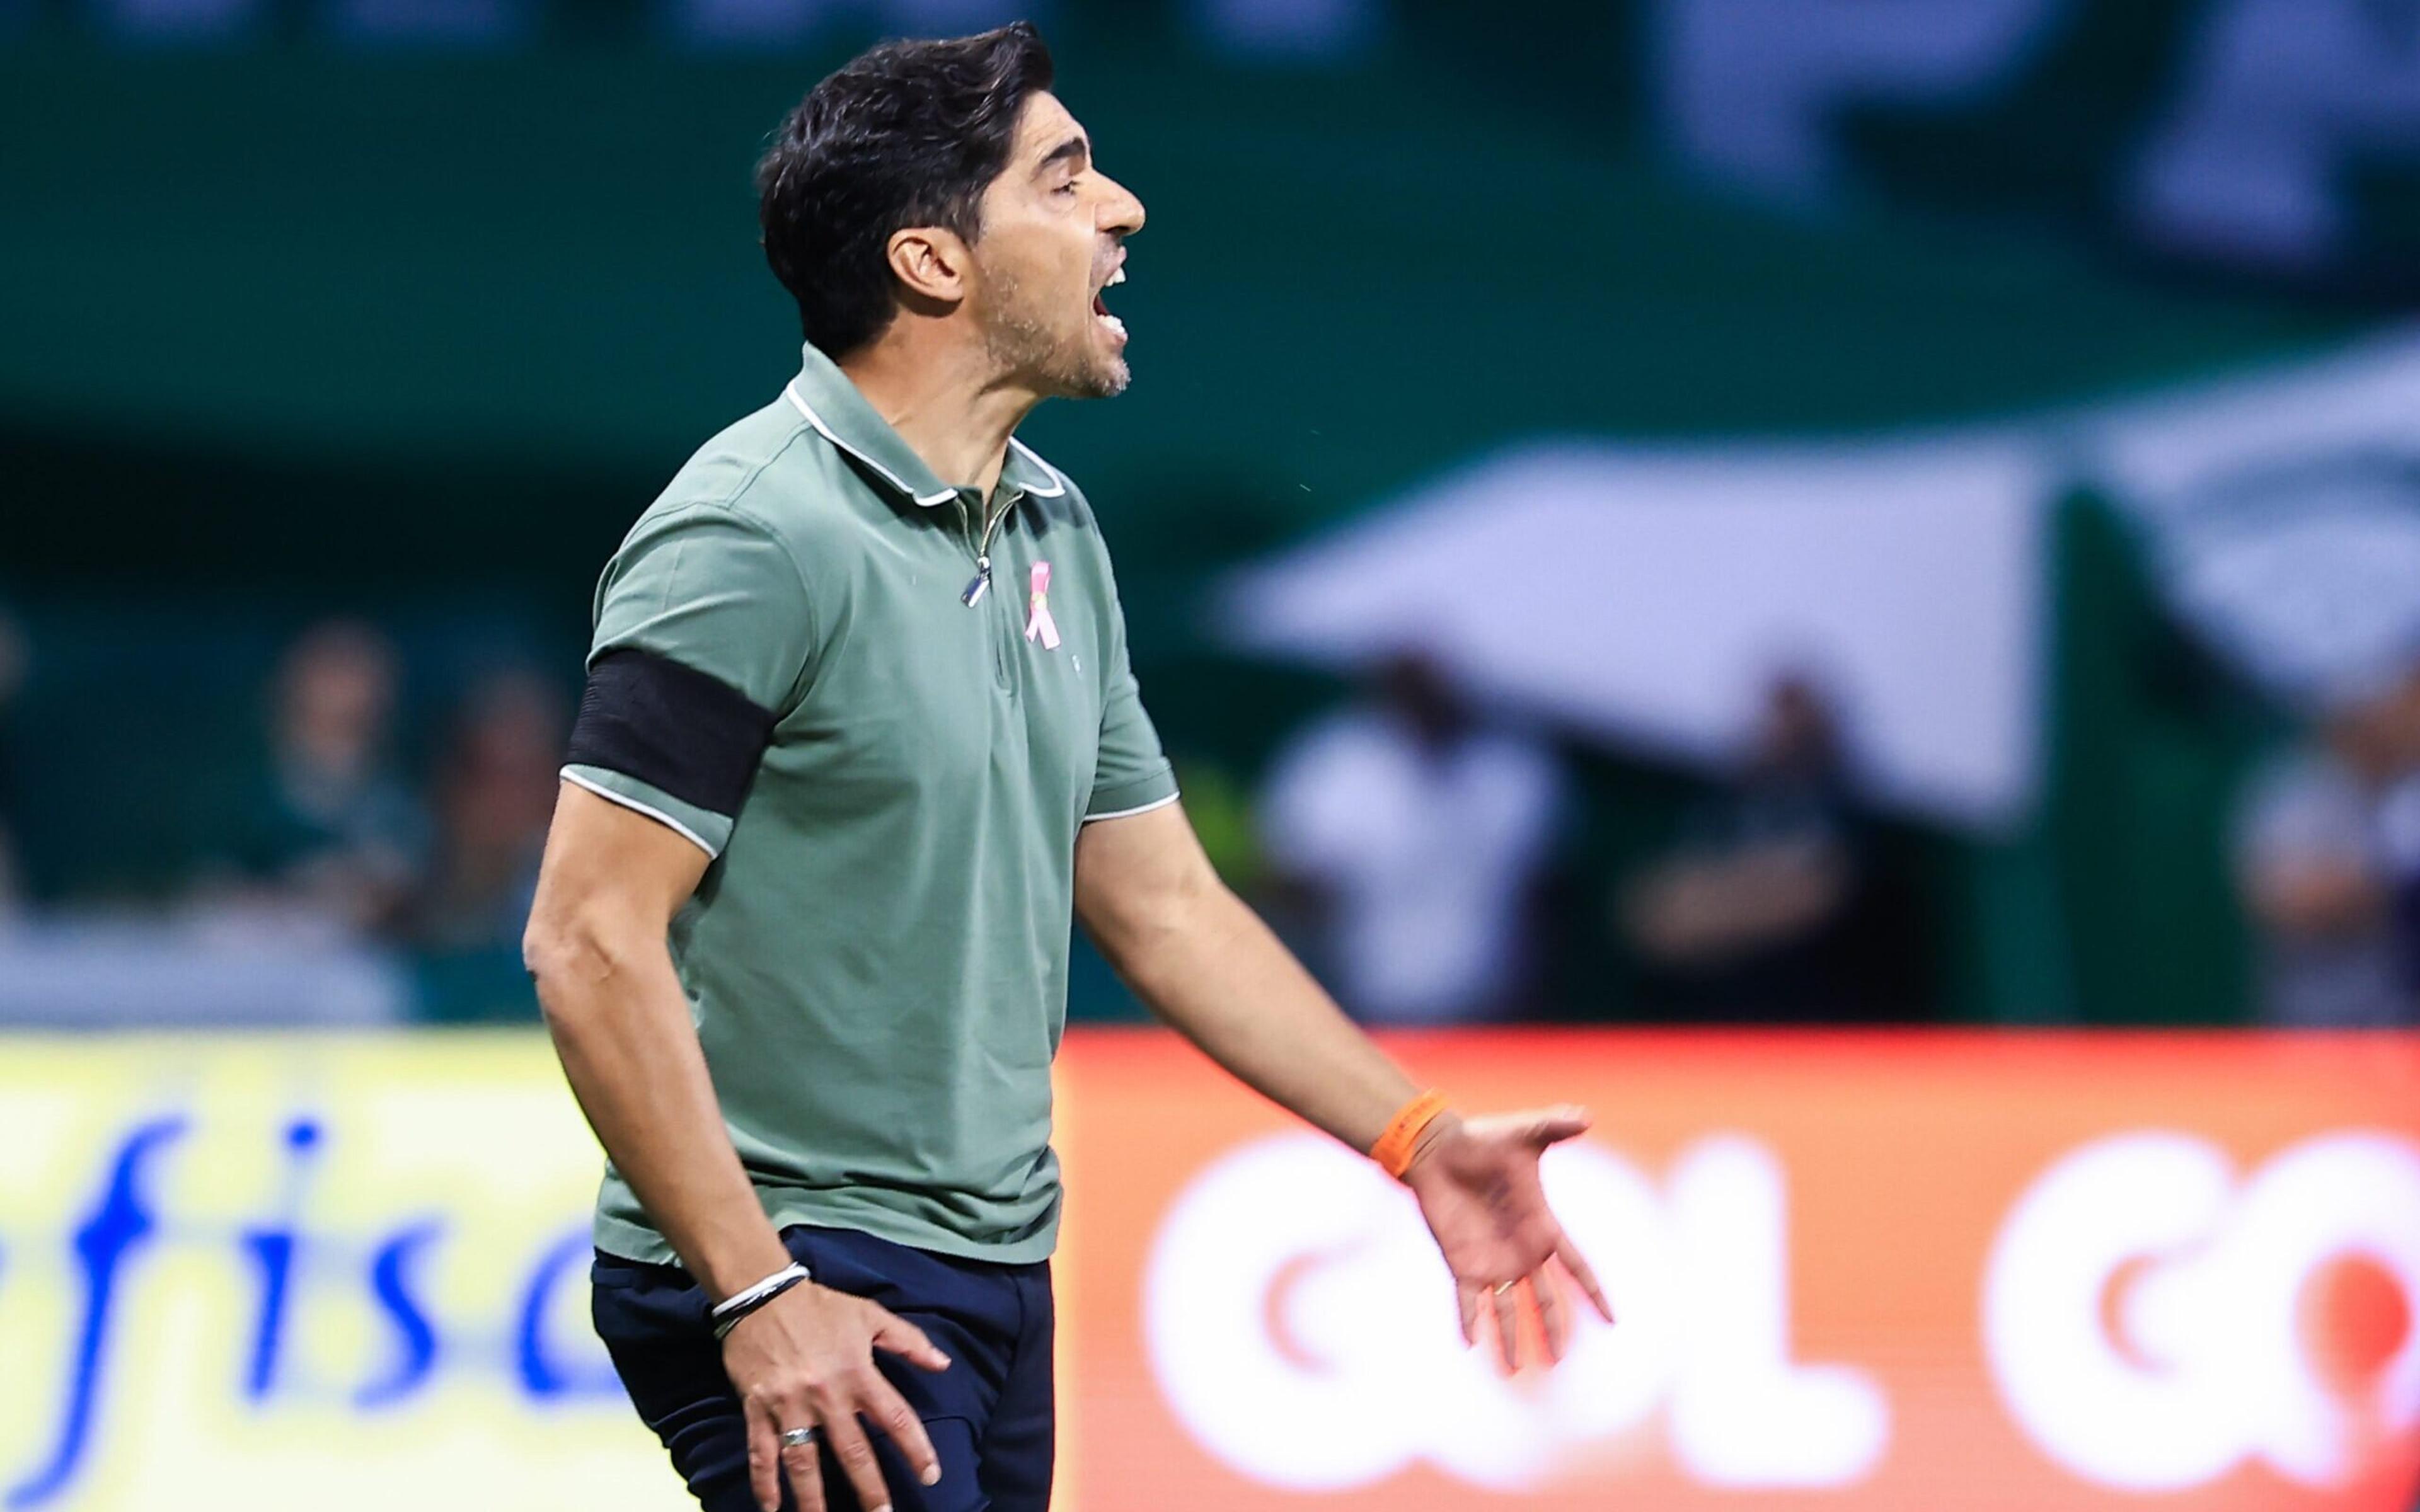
[1034,134,1090,176]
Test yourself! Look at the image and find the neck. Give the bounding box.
[839,324,1040,501]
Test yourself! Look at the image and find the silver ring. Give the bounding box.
[780,1426,818,1450]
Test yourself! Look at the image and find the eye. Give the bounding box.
[1054,179,1080,197]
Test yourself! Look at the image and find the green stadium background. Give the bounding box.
[6,0,2414,1028]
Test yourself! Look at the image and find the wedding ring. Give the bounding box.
[1494,1280,1518,1297]
[781,1426,819,1449]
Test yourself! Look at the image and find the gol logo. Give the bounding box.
[1984,1131,2420,1491]
[1141,1133,1888,1492]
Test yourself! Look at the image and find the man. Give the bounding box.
[1616,674,1927,1021]
[1259,650,1567,1023]
[524,24,1610,1512]
[2235,662,2420,1027]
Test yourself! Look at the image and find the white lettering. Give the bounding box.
[1652,0,2071,199]
[1142,1131,1886,1492]
[1666,1137,1889,1485]
[1985,1131,2420,1491]
[2131,0,2420,267]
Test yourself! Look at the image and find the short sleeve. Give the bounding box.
[1085,593,1178,822]
[562,504,815,857]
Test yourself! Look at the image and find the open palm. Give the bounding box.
[1402,1105,1615,1370]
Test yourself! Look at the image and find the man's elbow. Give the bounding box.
[1088,866,1230,973]
[523,905,648,1029]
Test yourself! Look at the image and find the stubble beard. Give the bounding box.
[981,275,1129,401]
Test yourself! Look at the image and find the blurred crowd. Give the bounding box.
[192,619,563,958]
[0,609,568,1022]
[2234,664,2420,1029]
[1264,648,2420,1033]
[0,610,23,918]
[1254,654,1928,1029]
[2,602,2417,1031]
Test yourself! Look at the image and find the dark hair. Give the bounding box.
[756,23,1056,358]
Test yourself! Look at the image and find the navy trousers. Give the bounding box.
[591,1226,1054,1512]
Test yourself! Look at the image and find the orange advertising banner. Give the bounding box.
[1052,1031,2420,1512]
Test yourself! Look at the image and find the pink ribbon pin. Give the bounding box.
[1025,560,1061,650]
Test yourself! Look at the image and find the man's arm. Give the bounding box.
[1074,796,1422,1152]
[1619,835,1852,964]
[525,783,946,1512]
[1073,800,1613,1367]
[522,784,787,1295]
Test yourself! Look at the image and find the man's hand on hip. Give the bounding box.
[724,1281,954,1512]
[1402,1106,1616,1372]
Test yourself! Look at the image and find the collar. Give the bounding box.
[783,343,1067,508]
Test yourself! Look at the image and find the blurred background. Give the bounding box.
[14,0,2420,1035]
[6,1,2420,1509]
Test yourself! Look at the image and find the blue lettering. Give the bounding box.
[353,1221,443,1409]
[515,1229,618,1398]
[238,1118,323,1400]
[8,1116,186,1509]
[3,1109,632,1489]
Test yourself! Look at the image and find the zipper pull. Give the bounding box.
[960,556,992,606]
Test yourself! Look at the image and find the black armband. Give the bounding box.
[565,648,778,816]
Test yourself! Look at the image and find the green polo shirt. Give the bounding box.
[568,343,1177,1266]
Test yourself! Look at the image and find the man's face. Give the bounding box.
[967,91,1145,399]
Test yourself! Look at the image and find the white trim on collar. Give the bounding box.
[1006,437,1068,498]
[783,381,1071,506]
[784,382,959,508]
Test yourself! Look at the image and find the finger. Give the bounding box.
[1456,1279,1480,1347]
[1492,1281,1522,1373]
[1557,1234,1616,1324]
[820,1397,896,1512]
[743,1394,782,1512]
[870,1309,953,1374]
[860,1374,943,1491]
[1535,1264,1570,1365]
[779,1402,828,1512]
[1525,1104,1592,1148]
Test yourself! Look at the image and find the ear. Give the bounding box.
[886,226,971,306]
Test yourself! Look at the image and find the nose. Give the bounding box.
[1098,172,1145,238]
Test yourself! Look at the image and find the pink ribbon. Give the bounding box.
[1025,560,1061,650]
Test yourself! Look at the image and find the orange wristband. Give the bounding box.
[1370,1089,1449,1179]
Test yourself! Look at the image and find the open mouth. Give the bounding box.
[1092,263,1127,341]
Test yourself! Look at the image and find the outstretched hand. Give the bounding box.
[1401,1105,1614,1371]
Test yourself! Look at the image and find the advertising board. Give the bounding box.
[1062,1032,2420,1511]
[0,1031,2413,1510]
